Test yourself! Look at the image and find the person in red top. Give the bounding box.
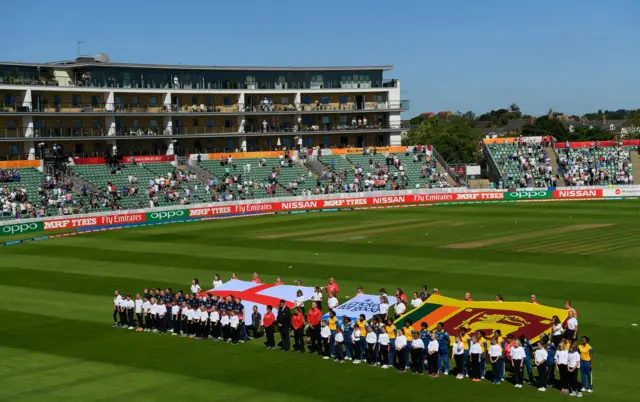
[274,276,284,285]
[326,278,339,298]
[396,288,408,303]
[231,272,239,280]
[263,305,276,349]
[530,294,540,305]
[307,301,323,354]
[464,292,474,302]
[251,272,261,284]
[292,307,306,353]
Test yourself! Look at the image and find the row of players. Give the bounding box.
[113,291,594,397]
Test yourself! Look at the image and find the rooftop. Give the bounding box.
[0,56,393,72]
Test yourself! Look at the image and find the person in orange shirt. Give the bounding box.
[274,276,284,285]
[251,272,261,284]
[326,277,339,298]
[565,300,578,318]
[263,305,276,349]
[464,292,474,302]
[530,294,540,305]
[307,301,323,354]
[292,307,305,353]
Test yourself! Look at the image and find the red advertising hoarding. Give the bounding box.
[43,213,145,231]
[187,192,506,218]
[552,189,603,199]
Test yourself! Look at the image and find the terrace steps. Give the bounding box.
[546,146,560,183]
[632,150,640,184]
[434,160,458,187]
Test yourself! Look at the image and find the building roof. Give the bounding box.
[0,57,393,72]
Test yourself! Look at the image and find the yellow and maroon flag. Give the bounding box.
[394,295,567,343]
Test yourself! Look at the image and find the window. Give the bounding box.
[73,120,82,129]
[321,96,329,105]
[72,95,80,107]
[206,96,214,106]
[281,96,289,105]
[302,95,311,105]
[322,116,330,124]
[322,136,330,146]
[283,138,291,149]
[9,144,19,156]
[133,120,140,128]
[53,95,60,105]
[223,97,232,106]
[91,96,100,107]
[149,96,158,107]
[303,137,312,147]
[192,96,198,105]
[150,120,158,129]
[131,96,139,106]
[192,118,199,127]
[339,95,347,104]
[7,119,17,130]
[340,136,348,146]
[226,139,235,150]
[303,117,312,126]
[207,119,215,128]
[375,95,384,103]
[92,120,100,129]
[75,143,84,154]
[340,115,347,125]
[224,119,232,128]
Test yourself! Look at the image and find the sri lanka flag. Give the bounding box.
[394,295,568,343]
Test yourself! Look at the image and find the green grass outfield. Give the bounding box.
[0,200,638,401]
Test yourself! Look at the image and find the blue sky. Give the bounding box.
[1,0,637,117]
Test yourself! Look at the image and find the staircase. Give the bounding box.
[632,149,640,184]
[546,146,561,185]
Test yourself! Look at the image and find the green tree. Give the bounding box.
[402,117,482,164]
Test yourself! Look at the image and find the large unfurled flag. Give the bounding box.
[394,295,568,343]
[201,280,315,320]
[322,294,398,324]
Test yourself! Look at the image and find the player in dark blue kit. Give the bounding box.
[233,297,247,342]
[519,335,534,384]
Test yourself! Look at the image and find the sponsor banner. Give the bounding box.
[201,280,315,321]
[146,209,189,222]
[335,146,406,155]
[0,160,40,169]
[72,155,174,165]
[71,157,107,165]
[552,189,603,199]
[322,294,397,324]
[554,140,640,149]
[395,295,567,345]
[0,221,43,236]
[199,151,285,161]
[121,155,175,163]
[504,190,551,200]
[603,188,640,197]
[43,213,145,231]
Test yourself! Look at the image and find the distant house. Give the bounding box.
[480,119,530,136]
[563,118,628,135]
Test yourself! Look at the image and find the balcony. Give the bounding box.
[0,76,400,90]
[0,100,408,115]
[0,124,401,141]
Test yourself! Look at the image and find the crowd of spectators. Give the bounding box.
[557,141,634,186]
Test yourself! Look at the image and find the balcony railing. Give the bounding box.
[0,77,400,90]
[0,124,397,139]
[0,100,409,114]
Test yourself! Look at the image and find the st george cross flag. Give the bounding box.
[322,294,397,324]
[201,280,315,321]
